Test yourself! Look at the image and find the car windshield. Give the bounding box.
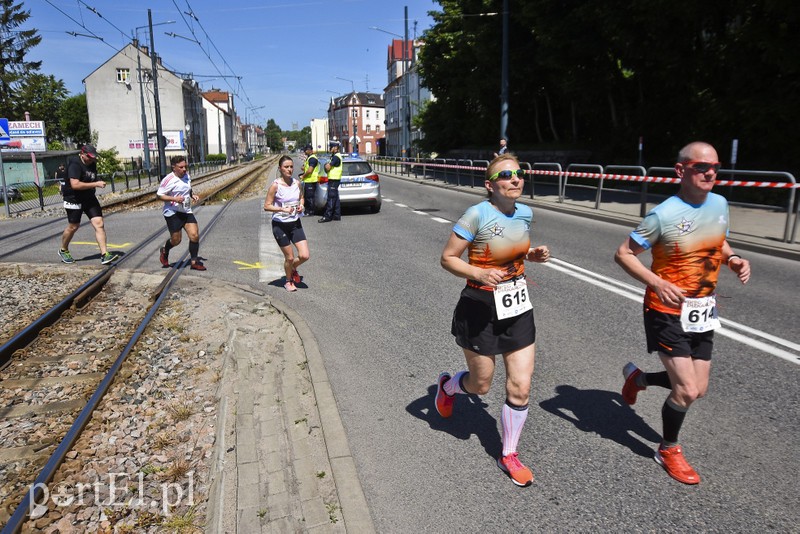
[342,162,373,176]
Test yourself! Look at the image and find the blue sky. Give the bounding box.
[28,0,440,131]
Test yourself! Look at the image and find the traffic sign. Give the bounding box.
[0,118,9,141]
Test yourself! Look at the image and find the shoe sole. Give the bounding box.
[101,257,117,265]
[654,450,700,485]
[496,458,533,487]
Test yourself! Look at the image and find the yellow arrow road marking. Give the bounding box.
[233,260,264,270]
[72,241,131,249]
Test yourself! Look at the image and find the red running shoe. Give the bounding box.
[497,453,533,487]
[190,260,206,271]
[435,372,455,418]
[654,445,700,485]
[291,269,301,284]
[159,247,169,268]
[622,362,645,405]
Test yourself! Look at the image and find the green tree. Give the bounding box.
[15,73,67,139]
[59,94,91,144]
[416,0,800,175]
[96,146,121,175]
[0,0,42,118]
[264,119,282,151]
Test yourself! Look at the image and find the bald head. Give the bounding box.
[677,142,718,163]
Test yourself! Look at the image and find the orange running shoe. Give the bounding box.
[435,372,454,418]
[497,453,533,487]
[654,445,700,485]
[291,269,301,284]
[622,362,645,405]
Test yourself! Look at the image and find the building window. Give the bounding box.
[366,110,370,119]
[376,125,381,132]
[376,111,381,121]
[116,68,130,83]
[366,125,371,133]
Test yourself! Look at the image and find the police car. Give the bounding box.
[314,154,381,213]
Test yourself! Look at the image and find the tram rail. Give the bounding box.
[0,155,276,533]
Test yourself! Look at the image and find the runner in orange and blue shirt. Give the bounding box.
[436,153,550,487]
[615,141,751,485]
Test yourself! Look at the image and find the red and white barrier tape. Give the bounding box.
[391,161,799,189]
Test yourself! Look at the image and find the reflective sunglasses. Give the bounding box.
[488,168,525,181]
[683,161,721,173]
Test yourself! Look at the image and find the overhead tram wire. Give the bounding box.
[173,0,260,112]
[46,0,191,97]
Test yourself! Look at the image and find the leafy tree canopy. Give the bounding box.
[0,0,42,118]
[417,0,800,173]
[59,94,91,145]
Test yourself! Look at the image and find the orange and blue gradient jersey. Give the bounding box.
[453,200,532,290]
[630,193,729,314]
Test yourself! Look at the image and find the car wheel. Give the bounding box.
[370,204,381,213]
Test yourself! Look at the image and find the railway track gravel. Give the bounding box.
[0,265,303,533]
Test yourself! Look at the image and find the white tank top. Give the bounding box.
[271,177,302,222]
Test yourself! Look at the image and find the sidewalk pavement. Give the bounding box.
[205,285,375,533]
[381,169,800,262]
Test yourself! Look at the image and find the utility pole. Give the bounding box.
[499,0,509,142]
[136,50,151,171]
[148,9,167,176]
[404,6,410,159]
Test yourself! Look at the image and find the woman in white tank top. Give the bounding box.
[263,156,311,291]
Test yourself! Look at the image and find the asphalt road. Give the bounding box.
[2,166,798,532]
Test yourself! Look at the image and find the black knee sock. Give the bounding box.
[164,238,173,252]
[642,371,672,389]
[189,240,199,259]
[661,399,688,447]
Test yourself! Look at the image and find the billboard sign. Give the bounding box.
[129,130,185,151]
[0,137,46,152]
[9,120,45,137]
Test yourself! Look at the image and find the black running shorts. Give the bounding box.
[165,212,198,234]
[644,307,714,360]
[272,219,307,247]
[451,285,536,355]
[65,196,103,224]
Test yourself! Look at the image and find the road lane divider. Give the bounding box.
[544,258,799,365]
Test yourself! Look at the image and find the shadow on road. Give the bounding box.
[406,384,502,460]
[539,384,661,458]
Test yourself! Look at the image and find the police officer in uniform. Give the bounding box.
[319,141,343,223]
[300,144,320,216]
